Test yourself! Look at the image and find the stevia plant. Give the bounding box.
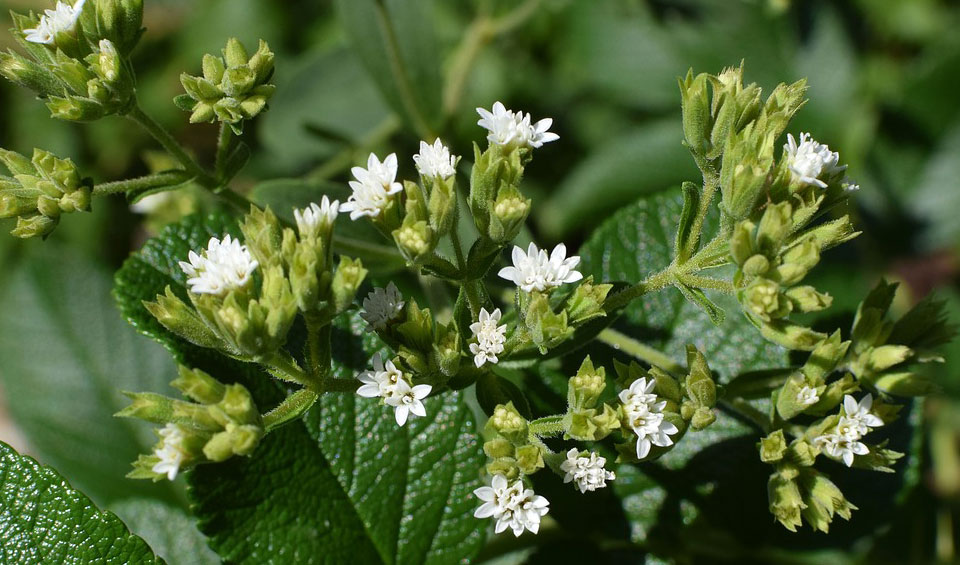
[0,0,953,563]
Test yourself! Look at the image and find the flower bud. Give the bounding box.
[523,293,573,353]
[145,287,226,351]
[869,371,936,397]
[759,320,826,351]
[515,444,545,475]
[203,423,263,461]
[568,356,606,411]
[684,346,716,408]
[392,219,435,263]
[679,70,711,155]
[331,256,367,313]
[801,331,848,381]
[432,323,461,377]
[487,402,528,444]
[395,299,434,352]
[95,0,144,55]
[742,279,791,322]
[218,384,260,425]
[483,437,514,459]
[564,277,612,325]
[426,175,457,236]
[730,220,756,265]
[488,185,530,244]
[486,458,520,481]
[0,52,59,96]
[649,366,682,404]
[171,365,225,405]
[756,202,791,255]
[759,430,788,463]
[768,472,805,532]
[742,254,770,277]
[798,470,855,533]
[784,285,832,313]
[690,406,716,430]
[11,214,57,238]
[567,404,620,441]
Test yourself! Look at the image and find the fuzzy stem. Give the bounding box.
[597,328,685,375]
[529,415,566,437]
[262,389,319,432]
[214,122,233,180]
[92,171,192,196]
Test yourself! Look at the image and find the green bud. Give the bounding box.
[203,423,263,461]
[756,202,792,255]
[432,323,461,377]
[567,404,620,441]
[802,331,849,381]
[768,472,805,532]
[742,279,791,322]
[684,345,716,408]
[870,371,936,397]
[777,237,820,286]
[145,287,226,351]
[742,254,770,277]
[36,195,61,218]
[223,38,249,68]
[486,458,520,481]
[0,52,59,96]
[796,215,860,253]
[393,219,435,263]
[247,40,275,84]
[759,320,827,352]
[218,384,260,425]
[798,470,856,533]
[852,441,903,473]
[866,344,913,372]
[171,366,225,405]
[524,293,573,353]
[487,402,528,444]
[679,70,711,155]
[11,214,57,238]
[395,299,434,351]
[469,143,524,236]
[117,392,220,430]
[426,175,456,236]
[515,444,545,475]
[759,430,788,463]
[95,0,144,55]
[568,356,606,411]
[786,440,818,467]
[649,366,682,404]
[289,243,320,312]
[730,220,756,265]
[488,184,531,244]
[331,256,367,312]
[240,205,282,266]
[719,124,774,220]
[46,95,106,122]
[690,406,716,430]
[202,54,226,84]
[564,277,612,325]
[0,191,37,218]
[776,373,820,420]
[755,79,806,142]
[483,437,514,459]
[784,285,832,313]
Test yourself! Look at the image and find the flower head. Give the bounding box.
[816,431,869,468]
[360,282,404,331]
[498,243,582,293]
[355,353,404,399]
[152,424,185,481]
[560,448,616,493]
[469,307,507,367]
[340,153,403,220]
[413,139,457,179]
[384,379,432,426]
[619,377,677,459]
[784,132,846,188]
[476,102,558,149]
[23,0,85,45]
[294,195,339,239]
[473,474,550,536]
[618,377,664,413]
[179,234,259,296]
[797,385,820,407]
[841,393,883,435]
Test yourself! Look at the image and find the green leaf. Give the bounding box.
[538,121,699,239]
[0,441,160,564]
[0,245,180,506]
[579,189,787,381]
[335,0,441,137]
[109,499,218,565]
[113,214,487,564]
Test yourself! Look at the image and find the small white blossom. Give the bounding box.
[23,0,85,45]
[294,195,339,239]
[384,378,431,426]
[498,243,582,293]
[797,385,820,406]
[473,474,550,537]
[413,139,457,179]
[476,102,558,149]
[619,378,677,459]
[841,393,883,435]
[355,353,403,399]
[560,448,616,493]
[469,307,507,368]
[152,424,185,481]
[340,153,403,220]
[618,377,664,413]
[784,132,846,188]
[179,235,259,296]
[816,431,869,468]
[360,282,404,331]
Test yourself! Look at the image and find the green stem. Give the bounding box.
[676,273,734,293]
[603,265,675,312]
[305,315,332,381]
[597,328,685,375]
[462,278,483,318]
[92,171,192,196]
[450,221,467,272]
[683,153,720,260]
[128,104,213,187]
[264,350,315,388]
[529,415,566,437]
[214,122,233,180]
[262,389,319,432]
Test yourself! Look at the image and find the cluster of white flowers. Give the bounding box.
[341,153,403,220]
[619,377,679,459]
[360,282,404,331]
[179,235,259,296]
[560,448,615,493]
[815,393,884,467]
[784,132,846,188]
[796,385,820,407]
[356,354,432,426]
[476,102,558,149]
[413,139,458,179]
[22,0,85,45]
[294,195,339,239]
[468,308,507,368]
[498,243,582,293]
[152,424,185,481]
[473,474,550,536]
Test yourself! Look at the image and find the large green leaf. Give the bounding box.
[0,245,179,506]
[579,189,788,381]
[0,441,160,564]
[109,499,218,565]
[113,214,487,564]
[335,0,442,137]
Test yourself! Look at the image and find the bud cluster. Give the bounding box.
[119,366,264,481]
[482,402,545,480]
[0,148,91,238]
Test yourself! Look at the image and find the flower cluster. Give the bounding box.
[360,282,405,331]
[619,377,679,459]
[341,153,403,220]
[469,308,507,367]
[22,0,85,45]
[476,102,558,149]
[473,474,550,536]
[783,133,846,189]
[413,139,457,179]
[815,394,883,467]
[294,195,339,239]
[498,243,582,293]
[179,235,259,296]
[559,448,616,493]
[356,354,432,426]
[152,424,186,481]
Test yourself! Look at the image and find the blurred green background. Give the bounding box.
[0,0,958,563]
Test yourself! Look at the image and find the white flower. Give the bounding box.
[473,474,550,537]
[476,102,558,149]
[340,153,403,220]
[560,448,616,493]
[152,424,185,481]
[469,308,507,368]
[797,385,820,406]
[355,353,403,399]
[23,0,85,45]
[294,195,339,239]
[360,282,404,331]
[498,243,582,293]
[841,393,883,435]
[816,431,869,468]
[783,132,846,188]
[618,377,664,414]
[178,234,259,296]
[384,378,431,426]
[628,403,679,459]
[413,139,457,179]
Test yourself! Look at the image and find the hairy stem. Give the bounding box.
[529,415,566,437]
[602,265,675,312]
[262,389,319,432]
[214,122,233,180]
[597,328,685,375]
[92,170,192,196]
